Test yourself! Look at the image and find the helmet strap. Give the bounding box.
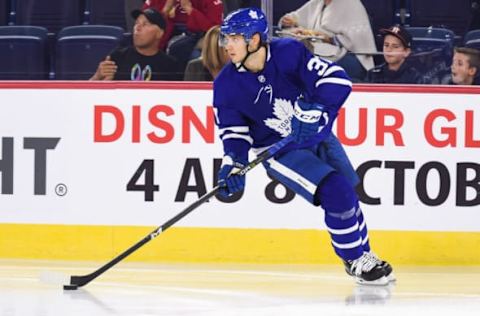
[236,40,266,72]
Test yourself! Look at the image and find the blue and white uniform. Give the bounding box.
[214,37,370,261]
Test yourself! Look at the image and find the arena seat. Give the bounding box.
[86,0,127,30]
[0,0,7,25]
[0,25,49,79]
[408,0,472,39]
[55,25,124,80]
[406,26,454,61]
[464,30,480,50]
[13,0,83,34]
[406,27,455,44]
[404,27,455,84]
[407,26,455,63]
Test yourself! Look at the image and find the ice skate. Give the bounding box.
[343,252,389,285]
[365,252,396,282]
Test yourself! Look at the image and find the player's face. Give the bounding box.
[451,52,475,85]
[223,34,248,63]
[133,15,163,49]
[383,35,410,67]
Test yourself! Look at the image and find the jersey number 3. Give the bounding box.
[307,55,330,86]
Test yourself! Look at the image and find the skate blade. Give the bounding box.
[387,272,396,283]
[355,275,389,286]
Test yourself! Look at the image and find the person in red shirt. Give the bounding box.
[143,0,223,64]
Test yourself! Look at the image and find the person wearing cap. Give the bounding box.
[90,8,180,81]
[365,25,423,84]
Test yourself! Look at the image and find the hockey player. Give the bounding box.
[213,7,395,285]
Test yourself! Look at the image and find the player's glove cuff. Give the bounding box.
[217,153,247,198]
[290,99,329,144]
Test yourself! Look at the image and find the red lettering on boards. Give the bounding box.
[93,104,215,144]
[94,105,124,142]
[424,109,480,148]
[336,107,405,146]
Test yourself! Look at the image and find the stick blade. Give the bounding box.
[63,284,79,290]
[70,274,93,288]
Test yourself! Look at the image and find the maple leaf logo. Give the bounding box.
[249,10,259,20]
[264,98,294,137]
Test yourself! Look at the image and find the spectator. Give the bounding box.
[446,47,480,85]
[143,0,223,70]
[365,25,423,84]
[184,25,229,81]
[90,8,180,81]
[278,0,376,81]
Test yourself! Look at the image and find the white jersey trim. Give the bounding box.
[315,77,352,88]
[221,133,254,144]
[361,235,370,245]
[323,65,344,77]
[327,222,360,235]
[331,238,363,249]
[219,126,250,135]
[269,158,317,195]
[359,219,367,231]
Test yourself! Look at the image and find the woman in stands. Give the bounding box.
[278,0,377,82]
[184,25,229,81]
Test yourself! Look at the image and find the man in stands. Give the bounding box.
[90,8,180,81]
[365,25,423,84]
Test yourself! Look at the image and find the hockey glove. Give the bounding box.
[217,153,247,198]
[290,99,330,144]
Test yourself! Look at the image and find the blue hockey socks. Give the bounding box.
[315,173,364,261]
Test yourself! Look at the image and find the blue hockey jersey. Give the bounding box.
[213,38,352,161]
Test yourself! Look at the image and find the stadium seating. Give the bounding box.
[0,0,7,25]
[55,25,124,80]
[408,0,472,39]
[0,1,474,81]
[0,25,49,79]
[13,0,84,33]
[405,27,455,83]
[464,30,480,50]
[406,26,455,56]
[87,0,127,30]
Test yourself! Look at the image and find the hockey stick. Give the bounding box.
[63,136,293,290]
